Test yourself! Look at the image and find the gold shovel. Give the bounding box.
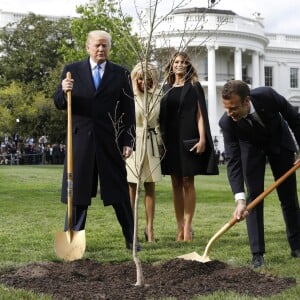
[54,72,86,261]
[178,161,300,263]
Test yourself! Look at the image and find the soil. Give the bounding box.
[0,258,296,299]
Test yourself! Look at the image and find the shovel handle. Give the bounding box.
[66,72,73,176]
[66,71,73,236]
[228,160,300,227]
[201,161,300,259]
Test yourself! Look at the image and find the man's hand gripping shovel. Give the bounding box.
[178,161,300,263]
[54,72,86,261]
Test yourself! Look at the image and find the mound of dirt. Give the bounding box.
[0,258,296,299]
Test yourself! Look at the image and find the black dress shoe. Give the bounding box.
[252,253,264,268]
[291,249,300,258]
[125,240,142,252]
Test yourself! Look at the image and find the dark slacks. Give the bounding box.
[64,201,134,243]
[244,146,300,254]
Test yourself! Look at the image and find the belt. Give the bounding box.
[147,128,157,156]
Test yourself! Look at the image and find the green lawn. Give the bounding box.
[0,164,299,299]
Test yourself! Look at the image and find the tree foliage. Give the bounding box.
[0,13,72,91]
[0,13,72,143]
[0,81,66,143]
[0,0,141,143]
[65,0,141,69]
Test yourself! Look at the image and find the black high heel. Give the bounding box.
[144,228,149,242]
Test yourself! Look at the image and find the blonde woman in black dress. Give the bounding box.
[159,52,218,242]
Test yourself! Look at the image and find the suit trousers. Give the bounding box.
[243,146,300,254]
[64,201,134,243]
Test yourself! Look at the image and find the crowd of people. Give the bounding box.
[0,138,65,165]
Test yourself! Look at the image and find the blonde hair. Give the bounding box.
[86,30,112,49]
[131,62,159,94]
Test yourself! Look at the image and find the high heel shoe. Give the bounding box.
[144,228,156,242]
[183,228,194,242]
[176,230,184,242]
[144,228,148,242]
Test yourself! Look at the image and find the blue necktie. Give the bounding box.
[93,65,101,89]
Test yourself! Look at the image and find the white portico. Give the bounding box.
[138,7,300,150]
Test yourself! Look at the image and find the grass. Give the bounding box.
[0,164,299,299]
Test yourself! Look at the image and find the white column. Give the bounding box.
[273,63,280,91]
[234,48,242,80]
[252,51,260,88]
[259,53,265,86]
[207,45,218,136]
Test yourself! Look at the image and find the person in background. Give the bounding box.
[159,51,218,242]
[52,143,60,164]
[219,79,300,267]
[126,62,162,243]
[53,30,139,251]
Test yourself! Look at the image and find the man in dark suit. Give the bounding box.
[54,30,138,251]
[219,80,300,267]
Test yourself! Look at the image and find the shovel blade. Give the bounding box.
[54,230,86,261]
[177,251,211,263]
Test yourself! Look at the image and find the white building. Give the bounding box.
[137,7,300,150]
[0,9,63,28]
[0,9,26,28]
[1,7,300,150]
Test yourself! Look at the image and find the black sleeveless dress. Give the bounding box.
[164,86,183,174]
[160,82,219,176]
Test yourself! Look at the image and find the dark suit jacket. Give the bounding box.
[219,86,300,194]
[54,59,135,206]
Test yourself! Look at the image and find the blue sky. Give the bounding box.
[1,0,299,35]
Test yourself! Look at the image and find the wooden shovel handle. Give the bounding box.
[228,161,300,227]
[201,161,300,259]
[66,71,73,234]
[66,72,72,176]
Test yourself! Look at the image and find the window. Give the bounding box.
[290,68,298,88]
[264,66,273,86]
